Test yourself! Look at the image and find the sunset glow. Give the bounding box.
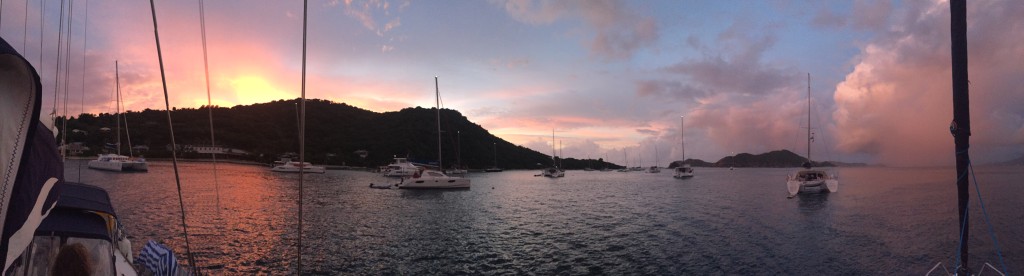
[8,0,1023,166]
[229,76,291,105]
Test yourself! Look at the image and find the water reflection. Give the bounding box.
[61,163,1024,274]
[796,192,830,213]
[399,189,468,200]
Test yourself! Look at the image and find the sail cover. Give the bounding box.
[0,36,64,271]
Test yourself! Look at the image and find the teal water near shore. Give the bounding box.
[64,160,1023,274]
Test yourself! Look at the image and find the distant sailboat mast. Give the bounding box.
[806,73,812,166]
[114,61,121,156]
[681,116,685,162]
[436,76,443,171]
[551,129,556,167]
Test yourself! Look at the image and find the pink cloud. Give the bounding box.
[833,0,1024,165]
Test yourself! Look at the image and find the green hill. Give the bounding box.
[58,99,601,169]
[715,150,834,168]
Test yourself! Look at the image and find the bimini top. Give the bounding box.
[33,182,118,240]
[55,182,117,216]
[35,208,110,240]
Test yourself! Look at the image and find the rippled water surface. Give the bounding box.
[64,160,1024,274]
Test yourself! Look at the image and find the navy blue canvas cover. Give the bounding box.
[0,36,65,271]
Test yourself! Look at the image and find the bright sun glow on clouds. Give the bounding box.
[229,76,293,105]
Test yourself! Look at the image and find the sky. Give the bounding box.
[1,0,1021,167]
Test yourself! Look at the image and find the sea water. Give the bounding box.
[64,160,1023,274]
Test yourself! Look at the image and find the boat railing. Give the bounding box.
[926,262,1004,276]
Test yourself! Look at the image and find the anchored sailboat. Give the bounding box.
[541,129,564,177]
[397,77,470,189]
[647,145,661,173]
[87,62,148,172]
[785,74,838,197]
[674,116,694,179]
[484,141,503,172]
[445,131,468,175]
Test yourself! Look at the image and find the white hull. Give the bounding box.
[787,170,839,196]
[673,165,694,179]
[383,170,416,177]
[87,156,149,172]
[673,172,694,179]
[271,162,326,174]
[541,168,564,177]
[398,170,470,189]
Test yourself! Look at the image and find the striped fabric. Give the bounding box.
[135,240,180,276]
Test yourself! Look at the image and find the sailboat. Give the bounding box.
[270,107,326,174]
[445,131,468,175]
[484,141,503,172]
[87,62,148,172]
[786,74,838,197]
[674,116,694,178]
[647,145,661,173]
[541,130,564,177]
[398,77,470,189]
[617,149,630,172]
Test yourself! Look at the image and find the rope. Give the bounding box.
[61,0,73,162]
[147,0,197,272]
[197,0,221,217]
[52,0,66,156]
[119,90,134,157]
[297,1,309,274]
[953,172,968,271]
[77,0,89,182]
[113,61,121,155]
[967,160,1008,274]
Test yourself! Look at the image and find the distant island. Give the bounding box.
[667,150,866,168]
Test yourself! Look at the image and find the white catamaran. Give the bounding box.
[786,74,838,197]
[87,62,148,172]
[398,77,469,189]
[674,116,694,179]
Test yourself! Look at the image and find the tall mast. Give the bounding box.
[551,129,556,166]
[806,73,811,164]
[435,76,442,171]
[115,61,121,155]
[456,131,461,168]
[492,141,497,168]
[950,0,970,273]
[681,116,685,161]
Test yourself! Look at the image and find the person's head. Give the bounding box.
[52,243,91,276]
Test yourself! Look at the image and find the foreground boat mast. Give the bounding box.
[949,0,970,273]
